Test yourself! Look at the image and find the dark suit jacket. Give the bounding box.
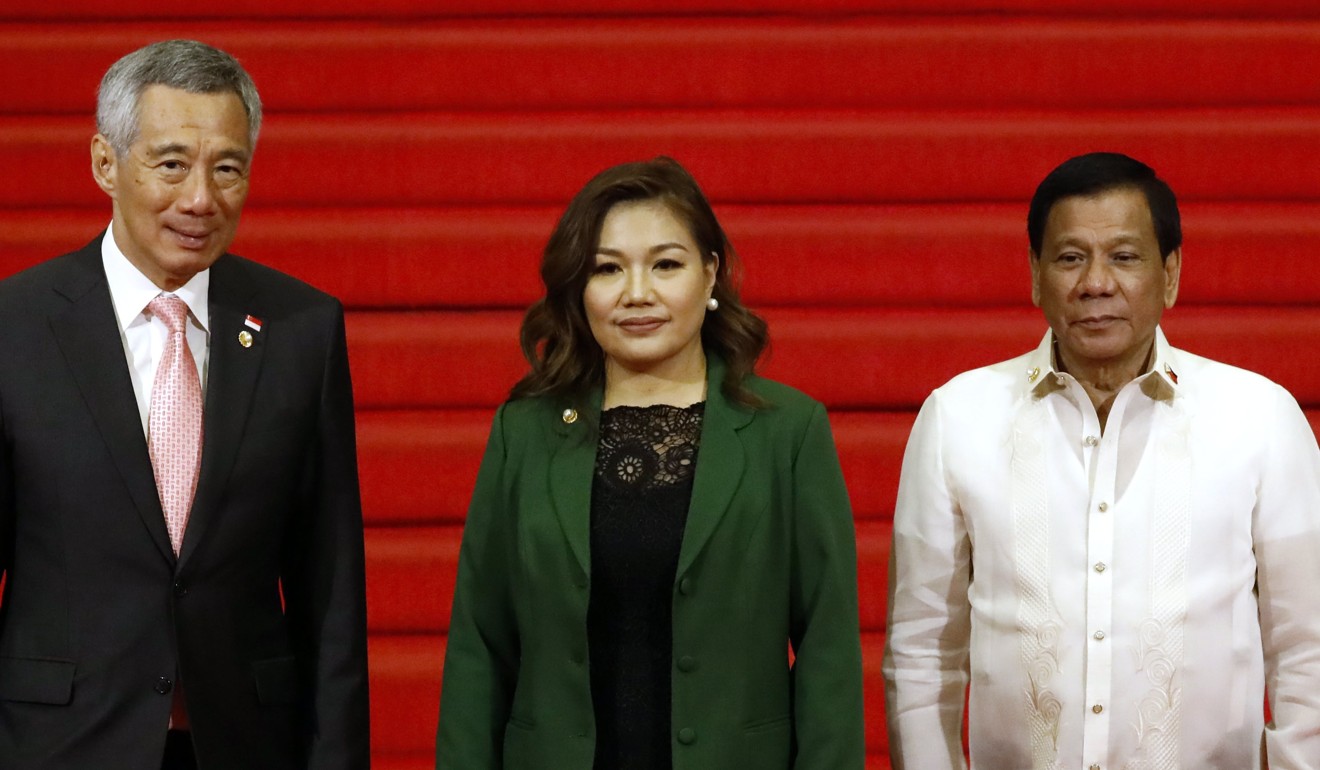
[0,236,369,769]
[436,357,865,769]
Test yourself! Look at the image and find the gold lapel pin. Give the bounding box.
[561,408,578,424]
[238,330,254,348]
[1026,366,1040,383]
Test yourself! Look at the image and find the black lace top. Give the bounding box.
[588,402,704,770]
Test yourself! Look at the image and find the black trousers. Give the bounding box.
[161,730,197,770]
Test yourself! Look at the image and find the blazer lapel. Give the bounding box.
[48,244,174,563]
[178,256,266,566]
[547,391,601,578]
[678,357,751,576]
[544,356,752,579]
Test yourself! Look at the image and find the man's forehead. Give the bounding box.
[131,86,252,158]
[1050,186,1149,215]
[136,85,247,123]
[1044,188,1156,239]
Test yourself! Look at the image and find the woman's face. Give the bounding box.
[583,199,717,379]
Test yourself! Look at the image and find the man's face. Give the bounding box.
[1030,187,1180,373]
[92,84,252,291]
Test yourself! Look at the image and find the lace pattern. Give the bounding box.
[594,402,704,490]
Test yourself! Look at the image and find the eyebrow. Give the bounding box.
[596,242,691,257]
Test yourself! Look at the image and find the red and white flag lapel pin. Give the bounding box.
[238,315,264,348]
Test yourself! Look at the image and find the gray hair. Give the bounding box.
[96,39,262,157]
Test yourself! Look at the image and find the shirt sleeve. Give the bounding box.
[1254,386,1320,769]
[883,391,972,770]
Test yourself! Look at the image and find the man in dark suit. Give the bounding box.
[0,40,369,769]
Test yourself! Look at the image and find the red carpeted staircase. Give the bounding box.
[3,3,1320,768]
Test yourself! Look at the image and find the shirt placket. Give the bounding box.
[1078,384,1116,770]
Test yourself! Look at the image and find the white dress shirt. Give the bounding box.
[883,328,1320,770]
[100,228,210,435]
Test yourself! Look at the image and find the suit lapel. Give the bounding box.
[548,391,601,576]
[48,243,174,563]
[178,256,266,566]
[677,359,750,576]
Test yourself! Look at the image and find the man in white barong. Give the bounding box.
[883,151,1320,770]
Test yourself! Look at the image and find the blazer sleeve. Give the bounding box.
[788,402,866,769]
[436,403,521,769]
[280,303,371,769]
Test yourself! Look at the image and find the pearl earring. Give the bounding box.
[706,297,719,311]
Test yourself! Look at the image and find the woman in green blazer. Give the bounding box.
[436,157,864,769]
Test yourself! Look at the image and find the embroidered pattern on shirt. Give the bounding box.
[1125,409,1192,770]
[1012,400,1065,769]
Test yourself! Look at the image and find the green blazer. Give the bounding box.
[436,357,864,769]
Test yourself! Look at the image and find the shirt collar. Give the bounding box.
[100,225,210,332]
[1024,326,1180,402]
[1143,327,1180,400]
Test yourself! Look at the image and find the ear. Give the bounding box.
[704,251,719,296]
[1029,250,1042,307]
[90,134,118,198]
[1162,248,1181,309]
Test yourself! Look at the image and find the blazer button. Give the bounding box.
[677,727,697,745]
[154,677,173,695]
[677,655,697,672]
[173,581,188,597]
[678,577,693,596]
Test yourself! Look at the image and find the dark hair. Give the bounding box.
[1027,152,1181,260]
[510,157,769,408]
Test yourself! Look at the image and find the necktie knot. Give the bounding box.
[149,295,190,335]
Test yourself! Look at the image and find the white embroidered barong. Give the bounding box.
[883,328,1320,770]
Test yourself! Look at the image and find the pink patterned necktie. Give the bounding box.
[147,295,203,556]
